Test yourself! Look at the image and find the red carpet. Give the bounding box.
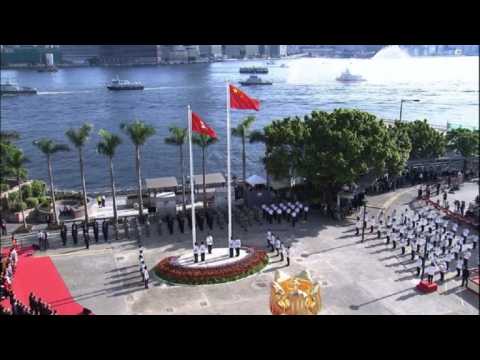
[2,247,85,315]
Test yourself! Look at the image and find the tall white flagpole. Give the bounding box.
[188,105,197,248]
[226,82,232,246]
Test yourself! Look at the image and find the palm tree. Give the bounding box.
[192,134,218,210]
[97,129,122,239]
[0,131,20,143]
[32,139,70,226]
[249,129,269,187]
[65,123,93,226]
[6,149,30,228]
[120,120,156,218]
[232,115,256,187]
[165,126,187,213]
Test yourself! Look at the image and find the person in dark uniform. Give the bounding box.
[72,223,78,245]
[157,218,163,236]
[60,224,67,246]
[102,220,108,242]
[197,214,204,232]
[82,223,90,249]
[93,221,99,243]
[187,213,192,229]
[461,267,470,287]
[178,215,185,234]
[124,220,130,239]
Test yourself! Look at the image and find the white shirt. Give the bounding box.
[235,239,241,248]
[284,247,290,257]
[143,269,149,280]
[304,206,309,212]
[206,236,213,245]
[456,260,463,269]
[193,245,199,254]
[292,212,297,218]
[200,244,206,253]
[275,239,281,249]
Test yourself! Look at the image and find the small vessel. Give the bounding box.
[1,80,37,95]
[239,66,269,74]
[240,75,273,86]
[336,68,366,82]
[107,76,144,91]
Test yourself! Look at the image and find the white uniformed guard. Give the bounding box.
[235,238,241,257]
[193,242,200,263]
[303,205,309,220]
[291,211,297,227]
[285,246,290,266]
[275,238,281,256]
[200,242,206,262]
[229,238,234,258]
[266,230,272,249]
[206,234,213,254]
[426,264,436,284]
[456,258,463,277]
[415,257,422,276]
[143,266,149,289]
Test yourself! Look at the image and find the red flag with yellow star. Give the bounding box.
[192,111,217,139]
[229,84,260,111]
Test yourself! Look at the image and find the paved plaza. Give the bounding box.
[7,181,480,315]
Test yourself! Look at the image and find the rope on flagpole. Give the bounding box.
[188,105,196,248]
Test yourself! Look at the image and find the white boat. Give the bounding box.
[240,75,273,86]
[1,80,37,95]
[107,76,144,91]
[336,68,366,82]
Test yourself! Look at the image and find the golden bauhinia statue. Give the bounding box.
[270,270,321,315]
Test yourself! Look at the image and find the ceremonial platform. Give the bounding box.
[154,247,269,285]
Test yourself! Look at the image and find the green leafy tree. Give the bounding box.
[397,120,446,160]
[65,123,93,226]
[33,139,70,225]
[192,134,218,209]
[97,129,122,239]
[446,128,479,157]
[165,126,187,213]
[6,149,30,228]
[232,116,256,186]
[120,120,156,218]
[0,131,27,186]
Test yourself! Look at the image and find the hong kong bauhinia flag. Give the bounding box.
[192,111,218,138]
[229,84,260,111]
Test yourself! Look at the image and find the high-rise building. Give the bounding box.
[99,45,162,65]
[245,45,259,58]
[60,45,101,65]
[224,45,246,59]
[185,45,200,61]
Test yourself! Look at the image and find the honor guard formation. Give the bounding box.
[356,200,478,286]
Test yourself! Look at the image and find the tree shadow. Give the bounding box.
[349,287,412,310]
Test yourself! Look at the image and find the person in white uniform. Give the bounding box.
[229,238,234,258]
[193,242,199,263]
[235,238,241,257]
[200,242,206,262]
[206,233,214,254]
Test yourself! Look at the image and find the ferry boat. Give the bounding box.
[239,66,269,74]
[107,76,144,91]
[336,69,366,82]
[240,75,273,86]
[1,81,38,95]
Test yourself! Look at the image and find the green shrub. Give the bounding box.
[8,191,19,203]
[0,183,9,192]
[31,180,46,197]
[13,201,27,212]
[25,197,39,209]
[21,184,33,199]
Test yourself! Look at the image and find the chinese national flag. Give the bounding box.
[192,112,218,139]
[229,84,260,111]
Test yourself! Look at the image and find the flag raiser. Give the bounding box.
[192,111,218,138]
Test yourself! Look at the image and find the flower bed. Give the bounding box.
[154,247,269,285]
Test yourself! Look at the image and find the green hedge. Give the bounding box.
[25,197,39,208]
[12,201,27,212]
[31,180,46,197]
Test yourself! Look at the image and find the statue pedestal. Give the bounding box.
[416,280,437,293]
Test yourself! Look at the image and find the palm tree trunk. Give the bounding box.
[79,148,89,225]
[136,146,144,218]
[202,147,207,210]
[17,174,27,229]
[242,133,246,184]
[180,143,186,213]
[47,155,58,226]
[109,157,119,240]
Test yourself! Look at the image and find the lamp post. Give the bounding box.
[399,99,420,122]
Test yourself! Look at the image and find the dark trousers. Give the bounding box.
[287,257,290,266]
[229,248,234,258]
[427,275,433,284]
[461,276,468,287]
[411,251,415,260]
[235,248,240,257]
[280,253,284,262]
[456,268,461,277]
[208,245,212,254]
[201,253,205,262]
[386,236,390,244]
[416,267,421,276]
[370,226,373,233]
[377,230,381,239]
[144,279,149,289]
[276,248,280,256]
[440,272,445,282]
[393,241,396,249]
[356,227,359,236]
[194,254,198,263]
[401,247,405,255]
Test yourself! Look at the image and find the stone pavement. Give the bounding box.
[7,184,480,315]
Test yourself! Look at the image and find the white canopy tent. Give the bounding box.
[245,174,267,187]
